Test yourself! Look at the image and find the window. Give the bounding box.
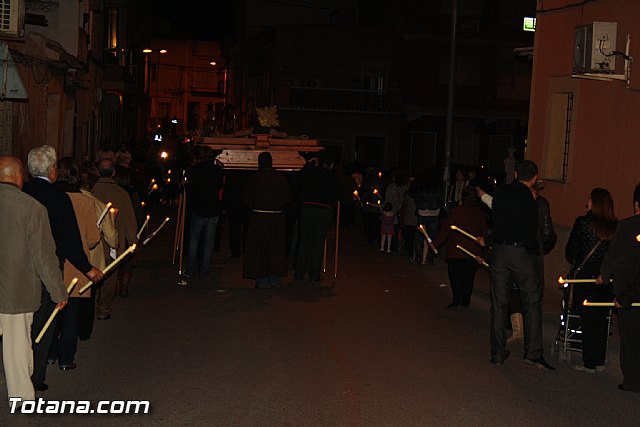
[542,92,574,182]
[410,131,437,172]
[452,134,479,166]
[106,7,118,49]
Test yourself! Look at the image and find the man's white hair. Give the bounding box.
[27,145,57,178]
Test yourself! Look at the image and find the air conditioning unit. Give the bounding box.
[0,0,24,37]
[574,22,617,73]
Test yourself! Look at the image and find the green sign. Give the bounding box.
[523,17,536,32]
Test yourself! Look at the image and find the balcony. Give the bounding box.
[278,85,395,113]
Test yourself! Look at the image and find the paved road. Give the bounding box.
[2,206,639,425]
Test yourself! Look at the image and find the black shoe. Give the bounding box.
[47,359,56,365]
[618,384,625,391]
[491,351,510,365]
[59,363,77,371]
[446,302,459,308]
[33,383,48,391]
[97,314,111,320]
[524,357,555,371]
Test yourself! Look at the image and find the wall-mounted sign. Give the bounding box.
[523,17,536,32]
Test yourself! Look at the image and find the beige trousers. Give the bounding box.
[0,313,35,402]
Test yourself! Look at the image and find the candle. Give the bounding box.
[143,217,170,246]
[636,234,640,242]
[450,225,478,242]
[108,207,119,223]
[137,215,150,240]
[97,202,112,227]
[146,178,156,191]
[378,171,382,179]
[78,244,137,294]
[418,225,438,255]
[557,276,597,284]
[583,300,640,307]
[456,245,489,268]
[35,278,78,344]
[148,183,159,196]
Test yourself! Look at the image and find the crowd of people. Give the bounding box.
[0,144,141,405]
[2,143,640,410]
[354,160,640,392]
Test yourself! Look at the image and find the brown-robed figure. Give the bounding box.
[242,152,291,288]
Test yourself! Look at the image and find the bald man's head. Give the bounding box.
[0,156,24,189]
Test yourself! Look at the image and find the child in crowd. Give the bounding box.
[380,202,395,253]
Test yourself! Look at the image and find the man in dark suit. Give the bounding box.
[598,183,640,392]
[22,145,103,391]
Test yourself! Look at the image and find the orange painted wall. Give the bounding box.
[528,0,640,226]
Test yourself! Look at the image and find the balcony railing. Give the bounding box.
[282,86,390,113]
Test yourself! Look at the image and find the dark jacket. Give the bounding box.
[600,214,640,307]
[23,177,93,274]
[491,180,538,253]
[537,195,557,255]
[565,211,610,271]
[187,161,224,217]
[297,163,342,208]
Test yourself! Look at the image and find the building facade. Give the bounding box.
[527,0,640,275]
[145,39,225,140]
[231,0,535,173]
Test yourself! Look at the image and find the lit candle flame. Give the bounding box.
[373,188,379,195]
[558,276,564,284]
[378,172,382,179]
[160,151,168,159]
[636,234,640,242]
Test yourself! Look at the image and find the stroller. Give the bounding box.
[551,279,613,362]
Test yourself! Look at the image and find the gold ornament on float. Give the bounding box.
[256,106,280,128]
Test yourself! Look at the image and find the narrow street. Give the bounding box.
[2,205,639,426]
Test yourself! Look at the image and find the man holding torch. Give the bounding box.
[23,146,104,391]
[597,183,640,392]
[0,156,68,403]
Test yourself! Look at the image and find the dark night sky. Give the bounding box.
[151,0,236,41]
